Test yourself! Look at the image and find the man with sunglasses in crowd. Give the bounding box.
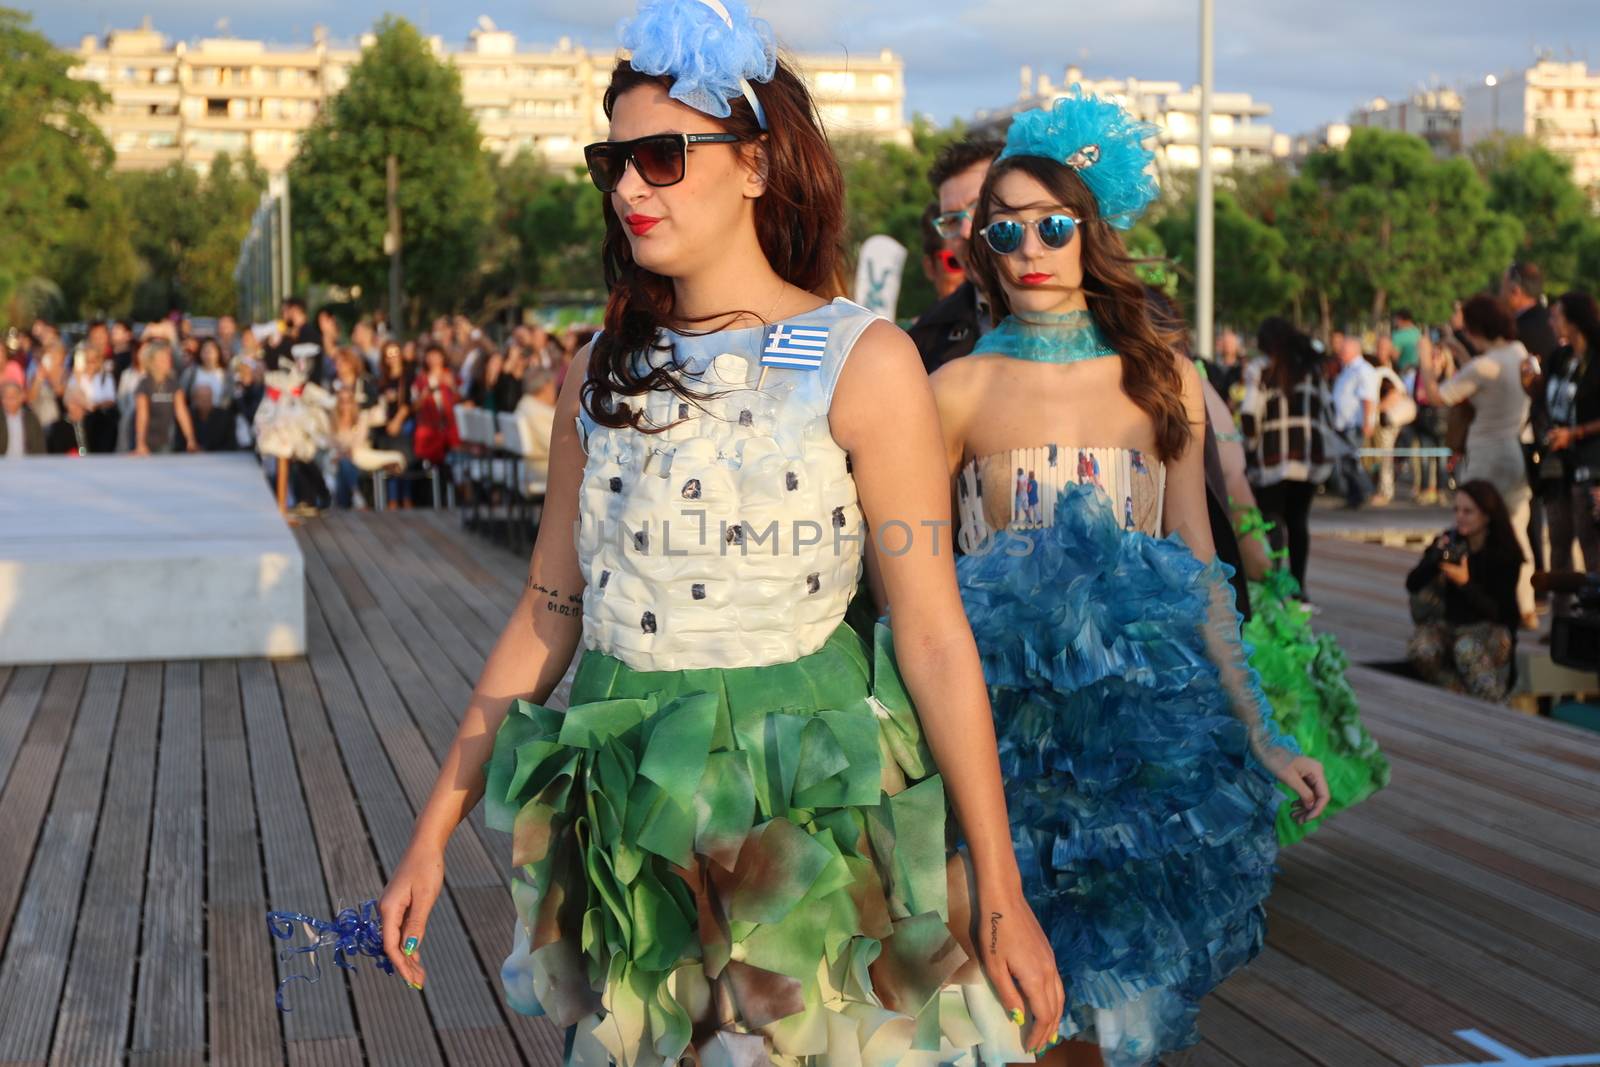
[908,136,1003,373]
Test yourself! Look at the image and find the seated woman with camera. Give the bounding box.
[1406,480,1525,701]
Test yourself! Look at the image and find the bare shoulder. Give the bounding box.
[1174,349,1207,419]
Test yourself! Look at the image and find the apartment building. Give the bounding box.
[976,64,1285,172]
[71,18,910,174]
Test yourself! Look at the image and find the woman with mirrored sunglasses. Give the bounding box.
[375,0,1061,1063]
[914,90,1330,1066]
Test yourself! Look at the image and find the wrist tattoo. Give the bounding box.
[988,911,1002,954]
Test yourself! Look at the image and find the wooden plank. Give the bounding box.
[1273,854,1599,1037]
[1213,968,1397,1066]
[271,655,447,1066]
[0,666,49,794]
[1283,838,1600,998]
[1353,665,1600,757]
[1265,913,1510,1062]
[130,661,205,1065]
[50,663,161,1066]
[1245,946,1463,1065]
[294,531,504,889]
[1359,800,1600,913]
[1311,820,1600,970]
[384,514,521,631]
[337,514,500,670]
[239,658,358,1047]
[294,578,530,1064]
[1269,884,1598,1049]
[286,1035,365,1067]
[0,665,87,952]
[307,520,477,717]
[203,660,283,1067]
[0,665,122,1062]
[1196,992,1322,1067]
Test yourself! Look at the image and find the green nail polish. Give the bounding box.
[402,936,419,956]
[1010,1007,1025,1026]
[408,980,423,991]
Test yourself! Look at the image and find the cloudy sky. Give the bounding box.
[34,0,1600,134]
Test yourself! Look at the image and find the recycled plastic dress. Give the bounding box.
[947,312,1298,1066]
[485,299,1024,1066]
[1235,508,1390,847]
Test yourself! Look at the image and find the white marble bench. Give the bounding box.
[0,454,304,664]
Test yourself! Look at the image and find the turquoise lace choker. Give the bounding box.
[971,310,1117,363]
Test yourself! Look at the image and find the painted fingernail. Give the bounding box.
[402,936,419,956]
[407,980,423,991]
[1010,1007,1025,1026]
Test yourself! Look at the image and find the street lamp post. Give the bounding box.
[1197,0,1215,362]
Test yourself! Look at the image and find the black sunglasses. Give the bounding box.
[583,133,742,193]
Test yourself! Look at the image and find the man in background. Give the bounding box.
[1504,262,1557,579]
[1331,336,1378,508]
[1391,310,1422,375]
[908,136,1002,373]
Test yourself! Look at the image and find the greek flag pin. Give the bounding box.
[761,324,829,370]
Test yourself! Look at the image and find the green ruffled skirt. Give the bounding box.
[1240,514,1391,847]
[485,622,1023,1066]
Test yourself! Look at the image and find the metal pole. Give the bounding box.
[386,155,403,334]
[276,172,292,302]
[1196,0,1215,362]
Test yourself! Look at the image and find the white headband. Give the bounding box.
[697,0,769,129]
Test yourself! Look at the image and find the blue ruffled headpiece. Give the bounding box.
[1000,87,1161,230]
[619,0,776,128]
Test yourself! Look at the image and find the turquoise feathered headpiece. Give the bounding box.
[619,0,776,128]
[1000,87,1161,230]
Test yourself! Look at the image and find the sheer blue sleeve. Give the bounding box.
[1201,557,1299,773]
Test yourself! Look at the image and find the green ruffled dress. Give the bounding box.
[1238,509,1391,845]
[483,302,1023,1066]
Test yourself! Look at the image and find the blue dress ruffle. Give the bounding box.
[955,483,1282,1066]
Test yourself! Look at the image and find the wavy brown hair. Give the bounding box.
[584,59,846,433]
[967,154,1193,463]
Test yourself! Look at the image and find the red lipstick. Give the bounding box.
[625,214,661,236]
[1020,272,1052,286]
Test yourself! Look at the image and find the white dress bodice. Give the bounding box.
[575,299,880,672]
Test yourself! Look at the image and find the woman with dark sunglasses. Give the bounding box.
[374,0,1059,1062]
[918,90,1330,1066]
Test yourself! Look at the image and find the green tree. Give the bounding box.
[1154,188,1297,331]
[1472,135,1596,293]
[836,119,965,320]
[48,179,139,319]
[476,150,606,314]
[1279,128,1520,334]
[115,153,264,318]
[291,17,493,327]
[0,7,119,326]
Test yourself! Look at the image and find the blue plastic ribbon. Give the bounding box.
[266,899,395,1012]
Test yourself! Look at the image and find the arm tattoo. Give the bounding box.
[527,577,582,619]
[989,911,1002,954]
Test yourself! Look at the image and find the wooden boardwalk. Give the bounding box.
[0,515,1595,1066]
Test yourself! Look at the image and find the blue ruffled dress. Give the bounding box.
[953,439,1284,1065]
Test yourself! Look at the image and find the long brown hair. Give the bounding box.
[967,154,1192,463]
[584,59,845,432]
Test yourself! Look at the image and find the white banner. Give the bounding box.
[853,235,907,320]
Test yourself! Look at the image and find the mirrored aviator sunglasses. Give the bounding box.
[979,214,1080,255]
[583,132,743,193]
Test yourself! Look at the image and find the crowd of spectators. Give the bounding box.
[1,301,588,516]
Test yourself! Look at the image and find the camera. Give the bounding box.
[1439,531,1468,565]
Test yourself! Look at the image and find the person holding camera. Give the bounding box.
[1527,292,1600,618]
[1406,480,1524,701]
[1417,293,1537,630]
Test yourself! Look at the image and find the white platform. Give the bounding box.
[0,455,305,664]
